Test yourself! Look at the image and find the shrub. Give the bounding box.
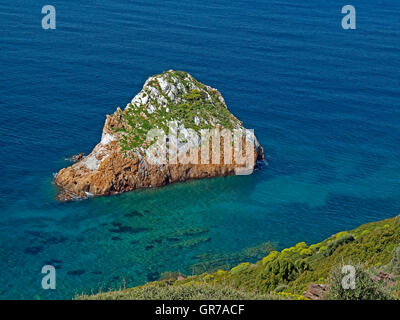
[266,258,303,283]
[262,251,279,265]
[230,263,251,275]
[295,242,308,249]
[325,264,393,300]
[319,245,328,252]
[215,270,226,276]
[360,230,370,236]
[294,259,310,272]
[272,291,308,300]
[300,248,312,256]
[274,284,288,292]
[390,247,400,275]
[324,234,355,257]
[335,231,350,239]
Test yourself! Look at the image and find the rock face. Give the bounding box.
[372,271,397,287]
[71,153,84,162]
[55,70,264,201]
[303,284,328,300]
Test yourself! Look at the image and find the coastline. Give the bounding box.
[79,215,400,300]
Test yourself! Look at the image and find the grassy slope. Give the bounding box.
[79,215,400,300]
[78,282,288,300]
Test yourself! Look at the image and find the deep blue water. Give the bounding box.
[1,0,399,299]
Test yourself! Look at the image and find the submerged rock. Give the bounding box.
[71,153,85,162]
[55,70,264,201]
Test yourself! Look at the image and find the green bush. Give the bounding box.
[274,284,288,293]
[324,234,355,257]
[300,248,312,256]
[390,247,400,275]
[325,264,393,300]
[230,262,251,275]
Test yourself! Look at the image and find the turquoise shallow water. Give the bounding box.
[0,0,400,299]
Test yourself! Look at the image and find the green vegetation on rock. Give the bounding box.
[112,70,243,153]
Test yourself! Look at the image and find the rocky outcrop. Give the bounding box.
[55,70,264,201]
[303,284,328,300]
[71,153,84,162]
[372,271,398,287]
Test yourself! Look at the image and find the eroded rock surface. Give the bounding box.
[303,284,328,300]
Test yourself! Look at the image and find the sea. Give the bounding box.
[0,0,399,299]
